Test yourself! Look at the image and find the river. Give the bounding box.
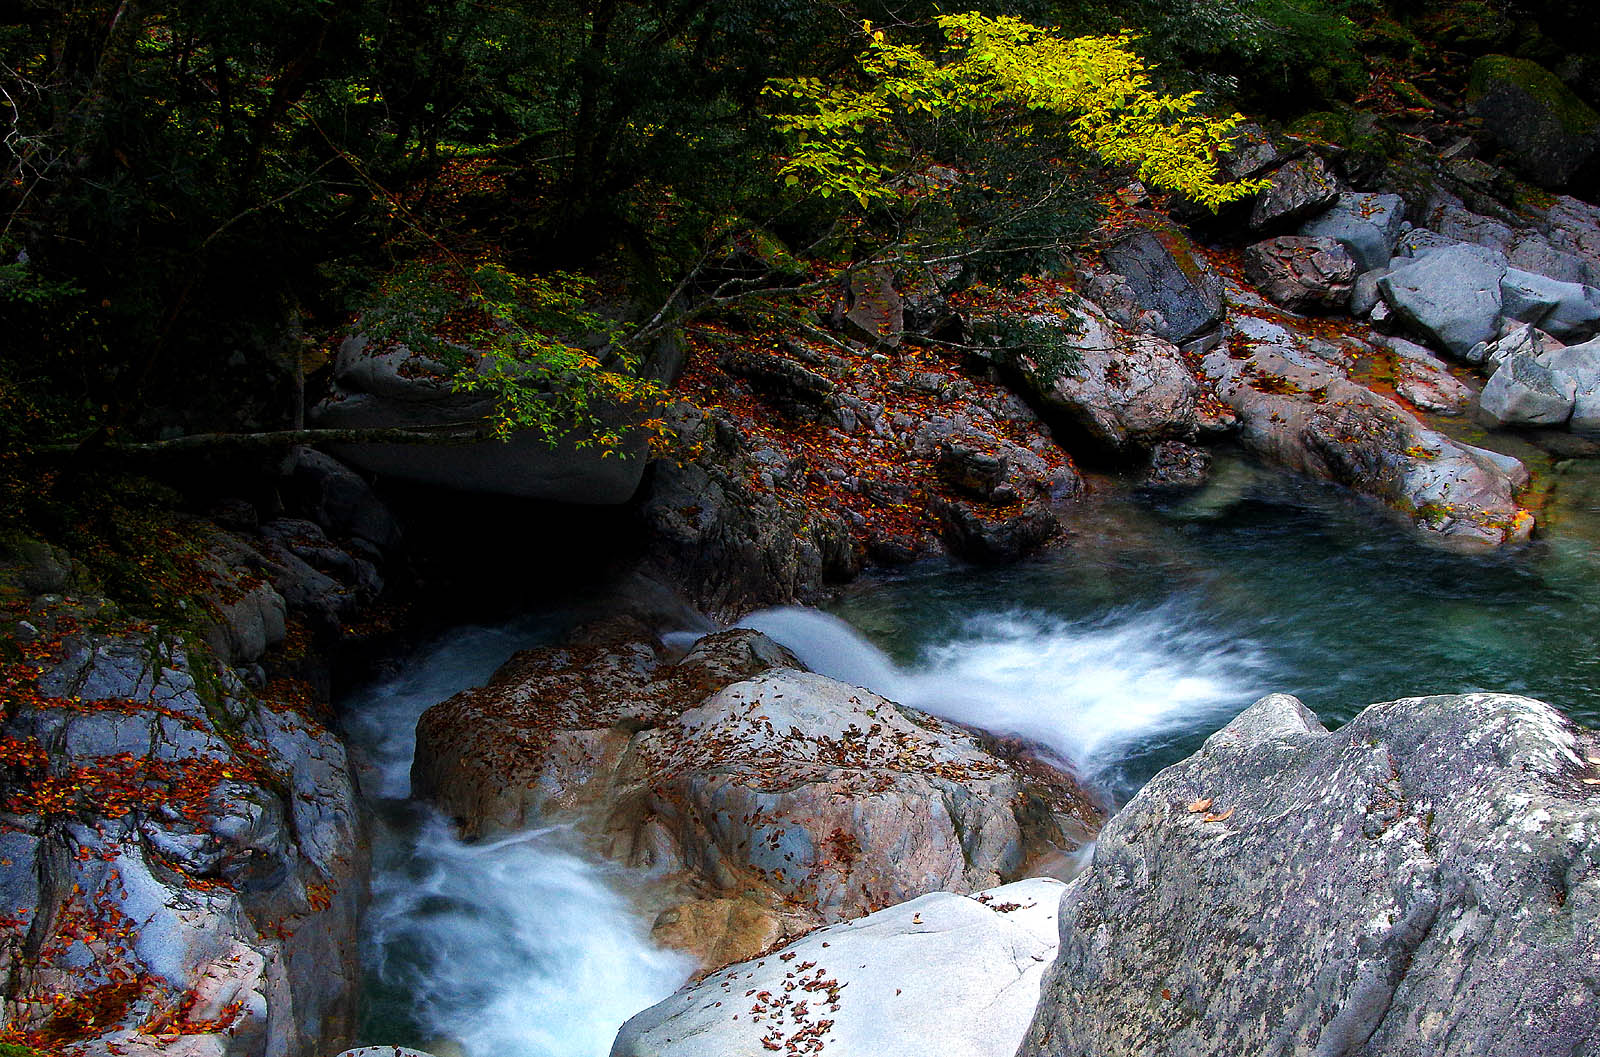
[339,450,1600,1055]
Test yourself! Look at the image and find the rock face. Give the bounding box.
[1468,55,1600,189]
[0,603,364,1057]
[412,627,1100,970]
[1200,314,1531,544]
[1243,236,1358,312]
[989,296,1200,457]
[1020,691,1600,1057]
[1099,215,1227,344]
[613,877,1067,1057]
[311,335,648,504]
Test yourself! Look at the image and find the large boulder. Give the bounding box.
[1201,318,1531,544]
[1098,215,1226,344]
[1248,155,1340,231]
[413,628,1100,971]
[1020,691,1600,1057]
[1467,55,1600,189]
[1242,235,1358,312]
[311,335,648,504]
[1498,268,1600,342]
[613,877,1067,1057]
[1378,243,1508,358]
[985,296,1199,457]
[1480,351,1579,426]
[1298,192,1407,272]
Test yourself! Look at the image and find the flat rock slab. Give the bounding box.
[1020,692,1600,1057]
[613,878,1066,1057]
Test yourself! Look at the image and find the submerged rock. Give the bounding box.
[412,628,1100,971]
[1020,691,1600,1057]
[614,877,1067,1057]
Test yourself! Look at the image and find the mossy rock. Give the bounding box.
[1467,54,1600,188]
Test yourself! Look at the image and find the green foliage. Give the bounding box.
[767,14,1265,211]
[357,259,670,449]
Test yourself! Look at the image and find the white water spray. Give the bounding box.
[343,621,691,1057]
[737,604,1268,785]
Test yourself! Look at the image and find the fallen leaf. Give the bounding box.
[1203,807,1235,823]
[1187,797,1214,813]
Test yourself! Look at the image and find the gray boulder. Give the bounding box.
[311,335,648,504]
[1480,352,1579,426]
[1218,123,1283,181]
[287,447,400,552]
[1298,192,1407,271]
[613,878,1067,1057]
[987,297,1199,455]
[1466,321,1566,369]
[1099,215,1226,343]
[1544,339,1600,432]
[1248,155,1340,231]
[1021,691,1600,1057]
[1378,243,1508,358]
[1499,268,1600,341]
[1468,54,1600,189]
[1242,236,1357,312]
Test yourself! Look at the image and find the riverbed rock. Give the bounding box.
[1098,215,1226,343]
[1201,319,1531,543]
[1383,337,1476,416]
[1020,691,1600,1057]
[1249,155,1340,230]
[310,335,648,504]
[988,296,1199,456]
[613,877,1067,1057]
[412,628,1100,971]
[1467,54,1600,189]
[0,602,364,1057]
[1545,339,1600,432]
[1480,351,1580,426]
[286,447,401,554]
[1378,243,1508,358]
[1499,268,1600,341]
[1298,192,1407,272]
[1242,236,1358,312]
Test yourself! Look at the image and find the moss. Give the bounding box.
[1469,55,1600,136]
[0,1042,49,1057]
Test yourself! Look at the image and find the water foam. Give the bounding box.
[343,620,690,1057]
[737,604,1267,787]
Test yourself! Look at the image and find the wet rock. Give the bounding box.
[1020,692,1600,1057]
[1468,54,1600,189]
[1099,214,1226,343]
[413,630,1100,971]
[936,499,1061,563]
[1248,155,1340,230]
[286,447,401,553]
[1202,323,1530,543]
[1383,338,1475,416]
[1378,243,1508,358]
[616,878,1067,1057]
[1242,236,1357,312]
[1298,192,1407,271]
[1142,441,1212,488]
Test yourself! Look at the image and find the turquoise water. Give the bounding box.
[800,455,1600,799]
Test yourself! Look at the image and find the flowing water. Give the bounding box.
[342,619,692,1057]
[342,450,1600,1053]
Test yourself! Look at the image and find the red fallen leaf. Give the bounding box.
[1203,807,1235,823]
[1186,797,1213,813]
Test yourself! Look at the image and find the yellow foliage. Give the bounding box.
[765,13,1265,210]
